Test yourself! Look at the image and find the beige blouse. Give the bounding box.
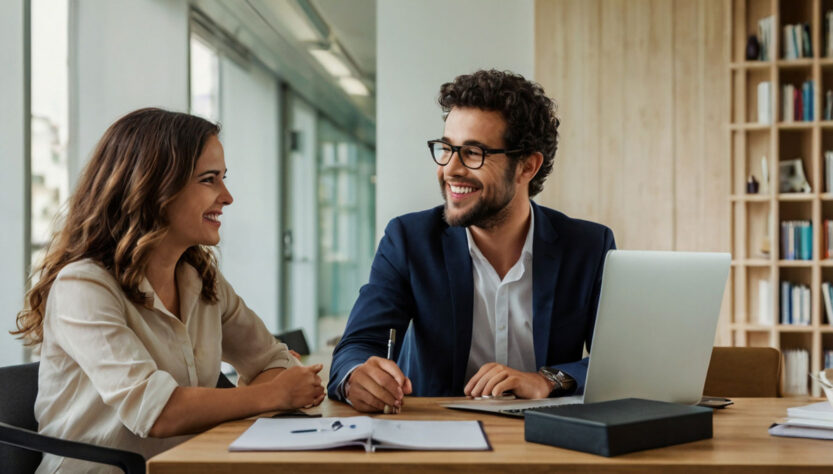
[35,259,299,474]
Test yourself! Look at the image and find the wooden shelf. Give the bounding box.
[729,123,772,130]
[777,122,814,129]
[776,58,814,68]
[778,193,815,201]
[731,259,772,266]
[731,323,775,331]
[730,0,833,396]
[729,61,773,69]
[730,194,772,201]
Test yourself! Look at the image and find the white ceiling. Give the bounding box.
[312,0,376,76]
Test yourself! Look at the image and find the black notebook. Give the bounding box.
[524,398,713,457]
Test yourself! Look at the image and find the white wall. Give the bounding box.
[375,0,534,237]
[0,0,26,365]
[69,0,189,185]
[217,57,281,333]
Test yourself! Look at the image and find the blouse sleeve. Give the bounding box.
[45,267,179,438]
[216,272,300,385]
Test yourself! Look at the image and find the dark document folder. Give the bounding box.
[524,398,713,457]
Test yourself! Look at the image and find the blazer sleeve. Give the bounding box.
[552,226,617,395]
[327,217,417,400]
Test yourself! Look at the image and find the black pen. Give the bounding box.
[383,328,397,414]
[290,420,352,434]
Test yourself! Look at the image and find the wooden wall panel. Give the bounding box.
[535,0,731,343]
[535,0,729,253]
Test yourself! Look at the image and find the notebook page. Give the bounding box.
[369,419,489,451]
[229,416,373,451]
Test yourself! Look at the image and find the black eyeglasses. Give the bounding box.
[427,139,525,170]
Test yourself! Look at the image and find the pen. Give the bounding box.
[383,328,397,414]
[290,420,355,434]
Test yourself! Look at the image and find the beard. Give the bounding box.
[441,164,516,229]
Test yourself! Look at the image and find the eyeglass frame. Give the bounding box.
[426,139,526,170]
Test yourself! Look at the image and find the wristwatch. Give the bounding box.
[538,367,577,396]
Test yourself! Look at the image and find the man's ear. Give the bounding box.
[518,152,544,182]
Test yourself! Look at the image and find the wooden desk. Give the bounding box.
[148,397,833,473]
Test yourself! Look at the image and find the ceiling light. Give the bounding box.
[339,76,369,96]
[310,49,351,77]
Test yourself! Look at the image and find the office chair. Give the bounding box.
[702,347,782,397]
[274,328,311,356]
[0,363,235,473]
[0,362,146,473]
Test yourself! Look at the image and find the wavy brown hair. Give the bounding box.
[438,69,560,197]
[13,108,222,345]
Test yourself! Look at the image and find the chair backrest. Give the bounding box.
[703,347,782,397]
[274,329,310,356]
[0,362,43,472]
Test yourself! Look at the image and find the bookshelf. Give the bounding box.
[730,0,833,396]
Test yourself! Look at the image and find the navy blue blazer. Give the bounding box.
[327,201,616,399]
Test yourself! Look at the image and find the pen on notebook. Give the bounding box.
[383,328,397,414]
[290,420,354,433]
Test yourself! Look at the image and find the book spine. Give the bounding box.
[759,82,771,124]
[781,281,790,325]
[759,279,772,325]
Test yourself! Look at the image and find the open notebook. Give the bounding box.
[229,416,491,452]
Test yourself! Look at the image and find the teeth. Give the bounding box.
[204,213,220,223]
[450,185,475,194]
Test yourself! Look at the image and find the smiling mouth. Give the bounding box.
[204,212,222,225]
[447,183,480,200]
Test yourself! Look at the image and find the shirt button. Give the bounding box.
[498,325,506,331]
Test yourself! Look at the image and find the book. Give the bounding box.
[824,282,833,325]
[787,401,833,422]
[228,416,491,452]
[758,81,771,124]
[769,422,833,440]
[758,279,773,325]
[524,398,712,457]
[782,84,793,122]
[783,349,809,395]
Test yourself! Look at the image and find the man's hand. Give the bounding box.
[464,362,553,399]
[345,356,413,412]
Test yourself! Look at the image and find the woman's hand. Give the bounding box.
[267,364,326,410]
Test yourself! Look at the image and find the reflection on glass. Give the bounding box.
[31,0,69,274]
[317,120,376,348]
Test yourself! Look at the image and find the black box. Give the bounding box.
[524,398,713,457]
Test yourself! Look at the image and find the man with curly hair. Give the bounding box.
[328,70,616,412]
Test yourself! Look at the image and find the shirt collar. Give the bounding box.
[466,202,535,260]
[139,261,203,320]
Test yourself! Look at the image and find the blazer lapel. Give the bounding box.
[531,201,561,369]
[442,225,473,393]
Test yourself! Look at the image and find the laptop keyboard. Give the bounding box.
[500,403,582,418]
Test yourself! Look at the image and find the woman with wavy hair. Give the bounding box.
[14,108,324,473]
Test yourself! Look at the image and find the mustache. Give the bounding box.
[440,177,482,188]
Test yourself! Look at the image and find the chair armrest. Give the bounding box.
[0,422,145,474]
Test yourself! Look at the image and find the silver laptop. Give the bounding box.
[443,250,731,416]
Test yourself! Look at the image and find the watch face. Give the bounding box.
[539,367,559,382]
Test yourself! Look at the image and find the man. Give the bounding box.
[328,69,615,413]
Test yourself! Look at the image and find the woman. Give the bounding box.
[14,108,325,473]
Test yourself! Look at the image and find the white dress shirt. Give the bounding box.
[465,208,537,382]
[35,259,299,474]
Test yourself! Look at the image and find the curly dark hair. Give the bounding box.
[438,69,559,197]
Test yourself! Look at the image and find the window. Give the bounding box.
[190,34,219,122]
[30,0,69,273]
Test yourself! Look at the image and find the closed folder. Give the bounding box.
[524,398,712,457]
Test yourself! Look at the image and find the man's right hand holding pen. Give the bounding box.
[344,356,412,413]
